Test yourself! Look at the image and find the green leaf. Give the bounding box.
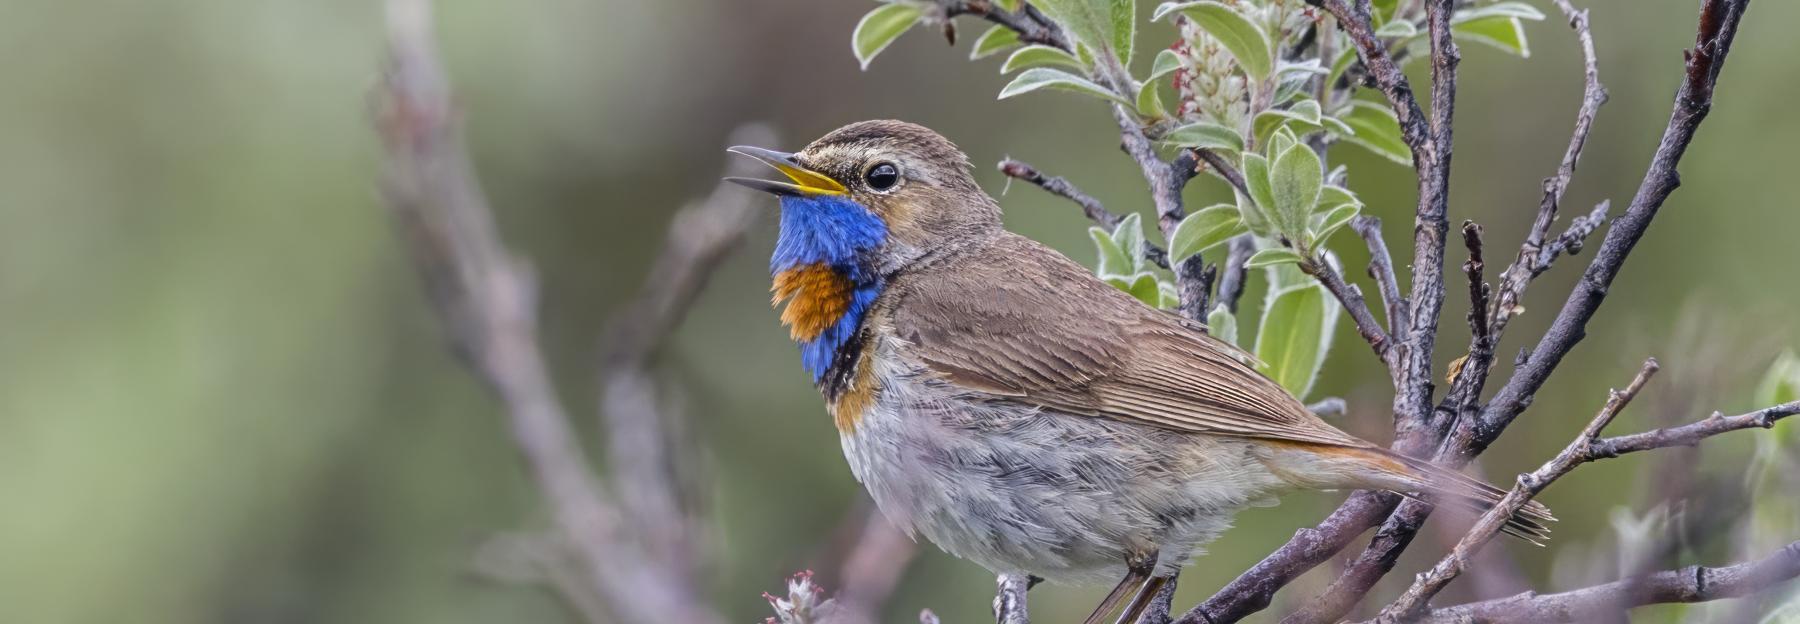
[852,3,923,70]
[1375,20,1418,38]
[1271,140,1323,235]
[1158,280,1180,309]
[1154,2,1272,80]
[1035,0,1125,63]
[1111,212,1148,272]
[1371,0,1400,24]
[1208,304,1239,346]
[1145,48,1183,83]
[970,24,1023,60]
[1161,121,1244,153]
[1125,271,1163,307]
[1254,283,1339,398]
[996,0,1023,11]
[1001,45,1086,73]
[1169,204,1246,262]
[1271,60,1327,105]
[1136,79,1169,118]
[1240,153,1277,234]
[1318,184,1360,209]
[1252,99,1325,145]
[998,67,1132,106]
[1337,100,1412,165]
[1308,203,1360,247]
[1235,189,1272,237]
[1111,0,1137,67]
[1453,16,1531,57]
[1089,226,1131,276]
[1326,46,1358,93]
[1245,247,1303,268]
[1319,115,1355,137]
[1457,1,1547,21]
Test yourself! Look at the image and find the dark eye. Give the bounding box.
[864,162,900,191]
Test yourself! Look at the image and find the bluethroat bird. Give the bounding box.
[726,120,1551,624]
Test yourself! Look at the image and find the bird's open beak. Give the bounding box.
[723,146,848,196]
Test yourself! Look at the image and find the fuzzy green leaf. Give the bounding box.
[1161,121,1244,153]
[1271,140,1323,235]
[1136,79,1169,118]
[1035,0,1125,63]
[1245,247,1303,268]
[1308,203,1360,247]
[1090,226,1131,276]
[1208,304,1239,346]
[1146,48,1183,82]
[1240,153,1277,234]
[1252,99,1325,145]
[970,24,1023,60]
[1457,2,1547,21]
[1337,100,1412,165]
[996,0,1023,11]
[853,3,923,70]
[1001,45,1086,73]
[1111,0,1137,67]
[1153,2,1272,80]
[1126,271,1163,307]
[998,67,1132,106]
[1169,204,1245,262]
[1453,16,1531,57]
[1111,212,1148,272]
[1375,20,1418,38]
[1255,282,1338,398]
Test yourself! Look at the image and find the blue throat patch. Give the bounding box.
[770,194,888,383]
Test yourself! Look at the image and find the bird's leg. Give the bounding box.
[1081,550,1159,624]
[1115,573,1175,624]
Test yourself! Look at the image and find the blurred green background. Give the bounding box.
[1,1,1795,622]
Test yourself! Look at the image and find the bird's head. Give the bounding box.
[726,120,1000,274]
[726,121,999,384]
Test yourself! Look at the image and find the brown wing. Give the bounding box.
[886,232,1367,448]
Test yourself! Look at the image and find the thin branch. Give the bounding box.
[600,123,774,582]
[1590,400,1800,459]
[1193,147,1248,195]
[1466,0,1751,461]
[1217,235,1254,314]
[1490,0,1608,337]
[374,1,724,622]
[999,158,1171,269]
[1353,215,1406,341]
[1302,256,1394,366]
[1410,541,1800,623]
[1380,359,1660,620]
[931,0,1070,51]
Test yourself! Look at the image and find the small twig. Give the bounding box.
[1217,235,1254,314]
[1379,359,1660,621]
[995,574,1033,624]
[1193,147,1249,195]
[1590,400,1800,459]
[1409,540,1800,623]
[1301,256,1394,367]
[999,158,1170,269]
[931,0,1070,51]
[1352,216,1406,340]
[1490,0,1607,337]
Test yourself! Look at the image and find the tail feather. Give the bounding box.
[1352,447,1556,544]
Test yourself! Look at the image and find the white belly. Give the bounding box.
[838,348,1289,584]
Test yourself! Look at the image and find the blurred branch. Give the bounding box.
[375,1,750,622]
[599,123,776,583]
[829,508,921,624]
[1410,540,1800,623]
[931,0,1070,51]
